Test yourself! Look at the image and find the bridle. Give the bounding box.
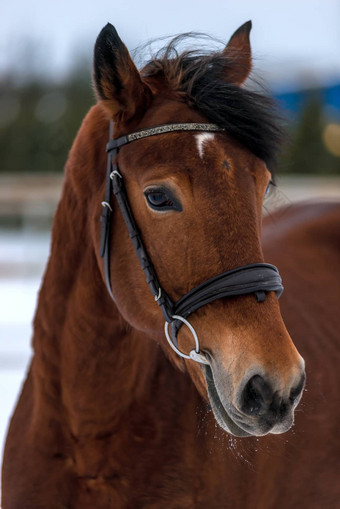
[100,121,283,364]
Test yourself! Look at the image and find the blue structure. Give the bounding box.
[275,82,340,120]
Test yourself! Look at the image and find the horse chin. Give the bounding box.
[202,364,291,438]
[203,364,252,437]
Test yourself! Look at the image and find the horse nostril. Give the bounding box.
[241,375,273,416]
[240,371,306,422]
[289,373,306,404]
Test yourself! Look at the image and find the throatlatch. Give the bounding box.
[100,121,284,363]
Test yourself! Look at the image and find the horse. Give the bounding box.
[2,21,339,508]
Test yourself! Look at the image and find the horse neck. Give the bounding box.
[31,108,166,439]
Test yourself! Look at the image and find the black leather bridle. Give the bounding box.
[100,121,283,364]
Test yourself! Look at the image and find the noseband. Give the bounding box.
[100,122,283,364]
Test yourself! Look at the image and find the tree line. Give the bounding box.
[1,66,339,175]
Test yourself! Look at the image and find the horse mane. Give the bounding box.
[141,34,285,171]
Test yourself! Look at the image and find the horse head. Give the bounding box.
[92,22,305,437]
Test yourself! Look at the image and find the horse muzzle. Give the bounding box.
[202,359,306,437]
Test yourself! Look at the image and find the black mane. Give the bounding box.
[142,35,284,171]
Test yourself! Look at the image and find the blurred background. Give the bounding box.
[1,0,340,467]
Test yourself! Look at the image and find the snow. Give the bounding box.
[0,231,50,470]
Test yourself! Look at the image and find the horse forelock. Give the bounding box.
[140,35,285,174]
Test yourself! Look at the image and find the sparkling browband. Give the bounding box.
[106,123,224,151]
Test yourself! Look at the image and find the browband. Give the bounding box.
[106,122,224,151]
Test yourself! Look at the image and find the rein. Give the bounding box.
[100,121,283,364]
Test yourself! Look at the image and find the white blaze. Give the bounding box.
[195,133,215,159]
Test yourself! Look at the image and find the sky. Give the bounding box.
[1,0,340,90]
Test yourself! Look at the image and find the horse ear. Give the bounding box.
[93,23,152,122]
[222,21,252,86]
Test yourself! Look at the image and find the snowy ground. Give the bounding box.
[0,230,50,469]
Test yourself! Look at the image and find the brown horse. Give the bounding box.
[2,21,339,508]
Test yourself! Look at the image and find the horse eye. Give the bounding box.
[147,191,171,207]
[265,181,273,197]
[144,188,182,212]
